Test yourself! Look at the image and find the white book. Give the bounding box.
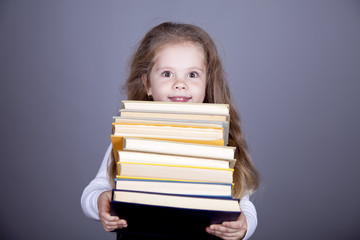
[123,137,236,162]
[117,150,235,169]
[122,100,230,115]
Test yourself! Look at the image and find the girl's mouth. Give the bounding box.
[168,96,191,102]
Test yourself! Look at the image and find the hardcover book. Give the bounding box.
[111,190,240,240]
[111,136,235,164]
[117,162,234,184]
[112,122,224,142]
[113,115,229,145]
[119,109,228,122]
[114,178,233,197]
[117,150,235,169]
[121,100,230,115]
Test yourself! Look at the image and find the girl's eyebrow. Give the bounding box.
[153,66,174,71]
[154,66,205,72]
[189,67,205,72]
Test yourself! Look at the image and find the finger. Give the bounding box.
[102,220,128,232]
[103,222,118,232]
[100,211,120,222]
[222,220,243,229]
[212,229,237,238]
[102,218,127,227]
[104,225,116,232]
[118,219,128,228]
[212,230,244,240]
[104,225,123,232]
[210,224,239,233]
[207,227,238,240]
[102,219,119,227]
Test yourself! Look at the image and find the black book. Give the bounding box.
[110,190,240,240]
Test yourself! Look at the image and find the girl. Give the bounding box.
[81,22,260,240]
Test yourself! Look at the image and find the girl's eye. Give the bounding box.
[188,72,198,78]
[162,71,173,78]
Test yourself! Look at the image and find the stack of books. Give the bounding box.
[110,101,240,239]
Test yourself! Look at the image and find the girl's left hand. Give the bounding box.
[206,213,247,240]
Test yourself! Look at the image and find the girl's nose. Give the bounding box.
[173,78,187,90]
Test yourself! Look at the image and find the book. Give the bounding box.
[113,116,229,145]
[111,136,236,166]
[113,190,239,212]
[114,178,233,198]
[114,116,225,128]
[111,136,226,162]
[122,136,234,160]
[117,150,235,169]
[110,190,240,239]
[119,109,228,122]
[121,100,230,115]
[117,162,234,184]
[112,122,224,142]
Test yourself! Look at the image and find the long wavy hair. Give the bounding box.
[108,22,260,198]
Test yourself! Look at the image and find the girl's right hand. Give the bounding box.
[97,190,128,232]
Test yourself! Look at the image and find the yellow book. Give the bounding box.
[113,117,224,128]
[112,122,224,143]
[113,117,229,145]
[117,162,234,184]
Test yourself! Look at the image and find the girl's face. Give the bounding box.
[143,42,206,103]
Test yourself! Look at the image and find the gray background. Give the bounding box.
[1,0,359,239]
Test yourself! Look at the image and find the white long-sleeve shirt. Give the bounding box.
[81,144,257,239]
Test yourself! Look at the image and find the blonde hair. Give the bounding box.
[109,22,260,198]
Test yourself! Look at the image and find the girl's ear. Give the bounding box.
[141,74,152,96]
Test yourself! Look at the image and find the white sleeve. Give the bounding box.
[80,144,113,220]
[240,195,258,240]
